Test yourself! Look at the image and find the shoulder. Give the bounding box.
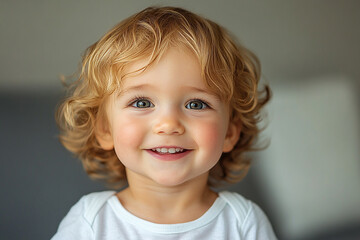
[219,191,252,222]
[81,191,117,225]
[51,191,116,240]
[219,191,278,239]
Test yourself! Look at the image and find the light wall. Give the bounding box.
[1,0,360,91]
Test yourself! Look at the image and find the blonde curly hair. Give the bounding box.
[56,6,270,188]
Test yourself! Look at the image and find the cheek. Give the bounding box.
[112,116,145,150]
[193,119,227,151]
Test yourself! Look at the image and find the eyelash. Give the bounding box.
[128,96,154,108]
[127,96,212,110]
[185,98,211,110]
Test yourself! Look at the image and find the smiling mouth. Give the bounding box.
[151,147,186,154]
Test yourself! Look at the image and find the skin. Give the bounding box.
[96,47,241,224]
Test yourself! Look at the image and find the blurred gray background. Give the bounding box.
[1,0,359,239]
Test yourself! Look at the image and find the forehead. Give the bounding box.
[120,47,206,91]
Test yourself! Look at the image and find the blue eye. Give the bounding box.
[185,100,208,110]
[131,99,154,108]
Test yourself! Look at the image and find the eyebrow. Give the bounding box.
[117,84,220,100]
[117,84,154,97]
[184,86,221,100]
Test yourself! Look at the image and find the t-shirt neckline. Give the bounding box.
[108,192,227,234]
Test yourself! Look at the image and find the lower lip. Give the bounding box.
[145,149,191,161]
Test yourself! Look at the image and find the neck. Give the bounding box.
[116,171,218,224]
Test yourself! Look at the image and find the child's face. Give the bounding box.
[98,47,239,187]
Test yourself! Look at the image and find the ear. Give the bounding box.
[223,120,241,153]
[95,117,114,151]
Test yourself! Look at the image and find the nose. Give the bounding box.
[153,110,185,135]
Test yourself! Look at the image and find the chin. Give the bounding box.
[152,174,190,187]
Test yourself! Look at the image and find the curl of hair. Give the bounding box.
[56,6,271,188]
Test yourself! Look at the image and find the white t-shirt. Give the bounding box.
[51,191,277,239]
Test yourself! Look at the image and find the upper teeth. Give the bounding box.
[152,148,184,154]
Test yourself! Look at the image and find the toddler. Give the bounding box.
[52,6,276,239]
